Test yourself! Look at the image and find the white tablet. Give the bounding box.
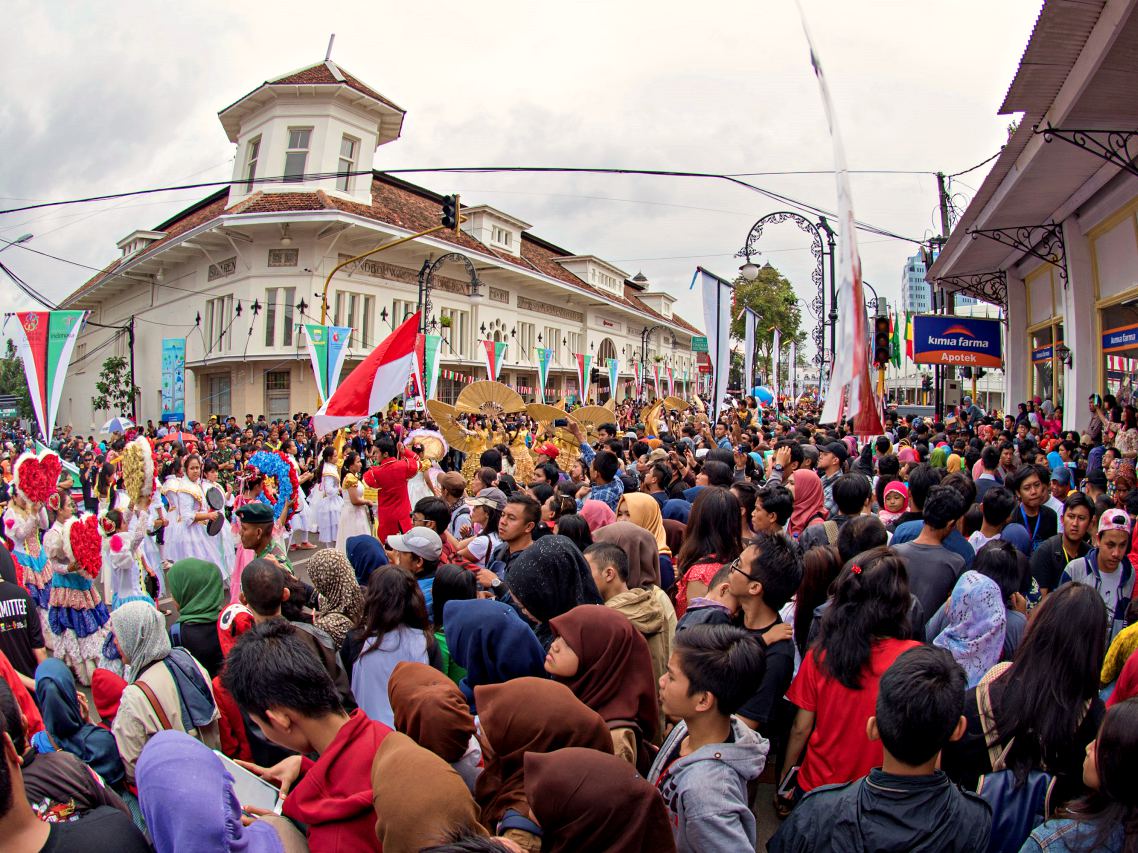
[214,751,284,815]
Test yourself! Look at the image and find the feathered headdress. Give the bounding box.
[121,436,156,505]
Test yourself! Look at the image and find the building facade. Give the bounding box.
[60,61,703,427]
[928,0,1138,429]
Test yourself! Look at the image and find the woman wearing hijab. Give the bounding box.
[388,661,482,791]
[473,678,614,845]
[618,493,674,587]
[137,730,306,853]
[165,558,225,678]
[35,658,125,788]
[930,446,950,469]
[546,605,659,769]
[109,601,220,785]
[787,469,826,541]
[946,453,963,474]
[345,533,388,586]
[578,499,616,533]
[525,748,676,853]
[443,598,545,711]
[504,535,604,649]
[306,548,364,651]
[932,571,1007,688]
[372,731,488,852]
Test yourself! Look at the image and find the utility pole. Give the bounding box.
[933,172,955,420]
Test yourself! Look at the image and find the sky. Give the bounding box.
[0,0,1043,359]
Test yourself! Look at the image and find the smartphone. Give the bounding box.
[776,766,800,800]
[553,418,568,428]
[214,751,283,815]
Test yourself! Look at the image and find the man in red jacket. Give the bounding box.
[224,620,391,853]
[362,435,420,543]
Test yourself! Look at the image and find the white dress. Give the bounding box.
[287,455,315,539]
[204,482,236,584]
[137,502,166,597]
[162,478,219,566]
[336,476,372,551]
[312,464,343,544]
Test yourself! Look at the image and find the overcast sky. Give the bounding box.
[0,0,1042,355]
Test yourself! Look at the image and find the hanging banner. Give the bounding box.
[651,363,662,400]
[422,334,442,399]
[7,311,87,439]
[574,353,593,403]
[772,328,781,405]
[481,340,508,381]
[801,9,883,435]
[606,357,619,402]
[694,267,733,423]
[410,333,429,405]
[744,309,757,393]
[536,347,554,403]
[304,324,352,402]
[633,362,644,398]
[160,338,186,424]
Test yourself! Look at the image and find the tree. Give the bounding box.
[0,339,34,419]
[91,356,139,416]
[730,263,807,382]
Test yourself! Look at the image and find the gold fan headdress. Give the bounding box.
[570,405,614,435]
[455,381,526,417]
[662,396,690,412]
[526,403,568,425]
[406,429,449,463]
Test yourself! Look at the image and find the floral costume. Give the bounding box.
[45,519,111,685]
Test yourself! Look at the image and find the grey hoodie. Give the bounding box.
[646,717,769,853]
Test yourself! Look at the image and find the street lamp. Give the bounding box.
[0,233,33,254]
[739,258,761,281]
[417,252,483,334]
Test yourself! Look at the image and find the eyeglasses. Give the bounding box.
[728,555,758,583]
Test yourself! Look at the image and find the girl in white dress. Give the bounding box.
[161,453,222,565]
[336,451,372,551]
[285,440,316,550]
[311,446,343,548]
[202,459,235,585]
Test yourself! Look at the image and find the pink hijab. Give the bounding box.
[579,500,616,532]
[788,469,826,536]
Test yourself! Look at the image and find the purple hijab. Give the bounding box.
[932,571,1007,688]
[137,730,284,853]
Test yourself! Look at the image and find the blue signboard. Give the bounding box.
[1032,345,1053,363]
[1103,323,1138,354]
[161,338,185,423]
[911,314,1002,368]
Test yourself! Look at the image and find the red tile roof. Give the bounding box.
[269,62,404,113]
[64,174,703,335]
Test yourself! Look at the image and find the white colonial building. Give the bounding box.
[60,60,703,426]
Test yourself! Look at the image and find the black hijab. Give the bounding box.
[506,535,603,649]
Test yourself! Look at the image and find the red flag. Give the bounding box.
[314,312,419,436]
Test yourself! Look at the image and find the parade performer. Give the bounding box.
[285,439,316,550]
[202,459,235,584]
[311,446,343,548]
[336,451,372,551]
[102,508,151,609]
[161,453,221,565]
[362,435,419,542]
[45,495,111,684]
[4,452,55,639]
[121,435,165,598]
[227,471,263,604]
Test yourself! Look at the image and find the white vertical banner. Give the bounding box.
[772,328,781,407]
[694,267,733,424]
[743,309,757,395]
[800,6,884,435]
[789,340,798,400]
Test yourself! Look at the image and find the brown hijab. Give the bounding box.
[387,661,475,764]
[473,678,613,828]
[662,519,686,557]
[549,605,659,741]
[593,521,660,588]
[371,732,487,852]
[525,748,676,853]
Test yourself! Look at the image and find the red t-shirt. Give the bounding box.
[787,637,921,792]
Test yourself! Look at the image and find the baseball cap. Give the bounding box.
[1050,467,1072,486]
[468,487,507,511]
[534,442,560,460]
[646,448,668,463]
[386,527,443,560]
[1099,509,1132,535]
[437,471,466,492]
[821,441,848,464]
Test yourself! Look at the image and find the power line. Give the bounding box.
[944,148,1004,179]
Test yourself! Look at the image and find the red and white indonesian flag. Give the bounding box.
[314,312,419,437]
[801,7,884,436]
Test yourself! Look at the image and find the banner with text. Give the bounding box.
[911,315,1002,368]
[607,357,619,401]
[574,353,593,403]
[304,324,352,402]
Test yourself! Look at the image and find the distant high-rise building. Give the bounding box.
[900,252,975,314]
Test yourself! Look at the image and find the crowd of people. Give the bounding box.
[0,387,1137,852]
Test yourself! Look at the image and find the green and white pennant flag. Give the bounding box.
[6,311,87,440]
[536,348,554,403]
[606,357,619,400]
[304,324,352,401]
[481,340,508,382]
[422,334,442,399]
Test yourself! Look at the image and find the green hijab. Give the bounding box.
[166,558,225,624]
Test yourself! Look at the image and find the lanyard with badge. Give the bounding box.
[1020,507,1042,552]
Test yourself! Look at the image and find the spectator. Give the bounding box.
[893,485,968,617]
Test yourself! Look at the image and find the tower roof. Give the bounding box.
[218,60,405,144]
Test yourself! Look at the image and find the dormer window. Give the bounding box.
[284,128,312,182]
[491,225,513,249]
[337,135,358,192]
[244,136,261,192]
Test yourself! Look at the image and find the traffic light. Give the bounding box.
[921,375,932,391]
[975,368,986,379]
[960,366,972,379]
[873,316,891,368]
[441,195,458,230]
